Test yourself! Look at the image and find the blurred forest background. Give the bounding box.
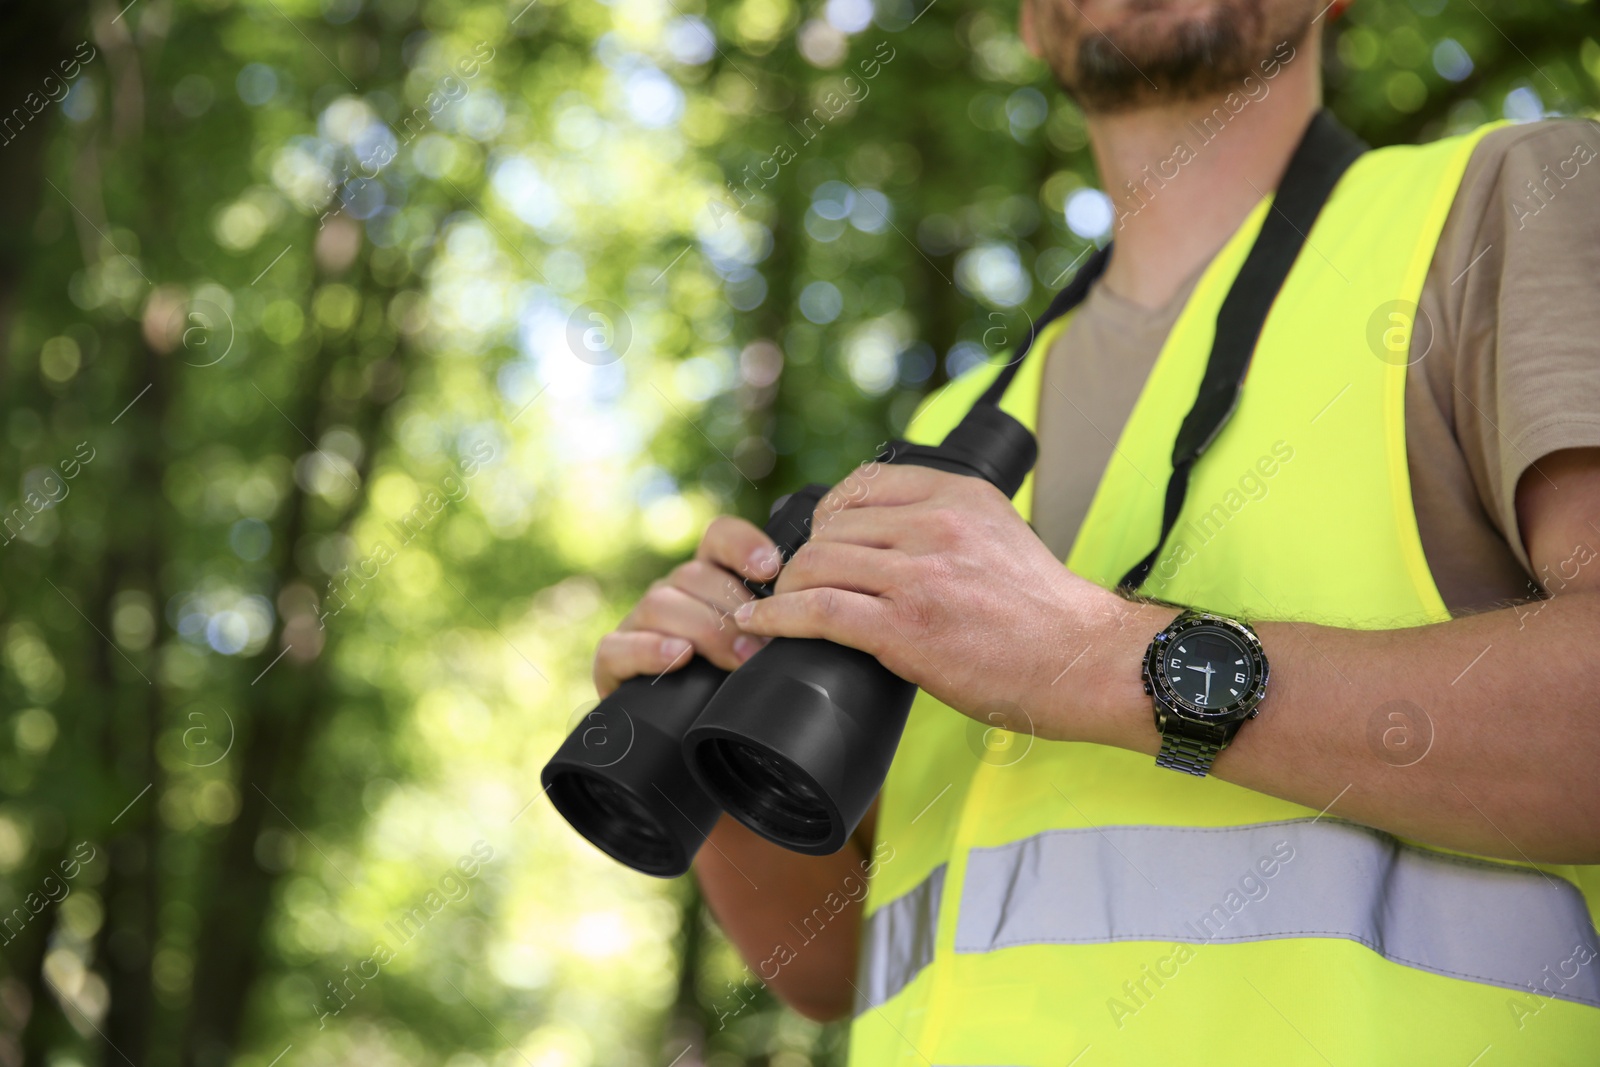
[0,0,1596,1063]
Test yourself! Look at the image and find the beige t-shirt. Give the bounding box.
[1032,119,1600,615]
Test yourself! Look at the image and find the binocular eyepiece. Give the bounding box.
[542,402,1037,876]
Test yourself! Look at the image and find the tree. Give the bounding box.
[0,1,1594,1064]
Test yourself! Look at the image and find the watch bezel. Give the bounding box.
[1143,611,1269,725]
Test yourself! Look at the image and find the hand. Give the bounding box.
[732,464,1144,739]
[592,516,780,697]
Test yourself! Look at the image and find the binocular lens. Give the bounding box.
[546,771,679,876]
[542,659,733,877]
[695,738,833,847]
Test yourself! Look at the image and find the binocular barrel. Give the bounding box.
[543,402,1038,873]
[540,484,828,877]
[681,403,1038,854]
[541,657,728,877]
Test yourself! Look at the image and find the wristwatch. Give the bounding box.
[1141,610,1270,776]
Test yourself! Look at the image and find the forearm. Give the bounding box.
[693,812,870,1021]
[1072,591,1600,865]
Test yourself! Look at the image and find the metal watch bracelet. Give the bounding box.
[1155,728,1225,777]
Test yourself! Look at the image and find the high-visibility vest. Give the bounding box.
[849,121,1600,1066]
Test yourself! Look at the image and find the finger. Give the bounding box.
[624,584,750,671]
[776,541,902,598]
[698,515,782,584]
[734,586,886,655]
[821,463,950,514]
[665,558,760,616]
[807,503,920,549]
[594,630,694,696]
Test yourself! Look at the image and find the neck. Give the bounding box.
[1084,41,1323,308]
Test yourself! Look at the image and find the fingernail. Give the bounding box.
[734,602,755,625]
[732,635,763,661]
[660,637,691,662]
[747,546,777,578]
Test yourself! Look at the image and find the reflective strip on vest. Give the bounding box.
[854,864,945,1014]
[953,818,1600,1009]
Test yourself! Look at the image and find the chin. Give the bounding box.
[1035,0,1305,111]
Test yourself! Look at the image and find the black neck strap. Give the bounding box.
[978,243,1112,406]
[974,109,1368,594]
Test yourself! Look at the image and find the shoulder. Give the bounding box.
[1464,117,1600,169]
[1427,117,1600,278]
[1456,118,1600,219]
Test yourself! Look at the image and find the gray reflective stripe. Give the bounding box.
[956,818,1600,1009]
[854,864,945,1015]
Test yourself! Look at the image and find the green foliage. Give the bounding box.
[0,0,1594,1064]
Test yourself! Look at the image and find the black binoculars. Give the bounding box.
[541,402,1038,876]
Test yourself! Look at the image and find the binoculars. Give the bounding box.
[541,402,1038,876]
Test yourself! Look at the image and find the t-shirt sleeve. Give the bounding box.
[1428,119,1600,573]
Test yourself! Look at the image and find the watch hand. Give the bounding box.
[1185,665,1209,673]
[1203,663,1213,705]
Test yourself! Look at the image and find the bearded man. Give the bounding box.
[593,2,1600,1061]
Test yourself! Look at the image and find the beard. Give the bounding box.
[1034,0,1317,113]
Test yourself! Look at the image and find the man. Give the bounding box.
[594,0,1600,1061]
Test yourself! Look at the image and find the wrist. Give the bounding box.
[1041,593,1177,751]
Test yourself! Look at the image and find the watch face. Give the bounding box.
[1147,616,1268,721]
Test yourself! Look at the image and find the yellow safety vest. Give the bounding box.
[849,122,1600,1065]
